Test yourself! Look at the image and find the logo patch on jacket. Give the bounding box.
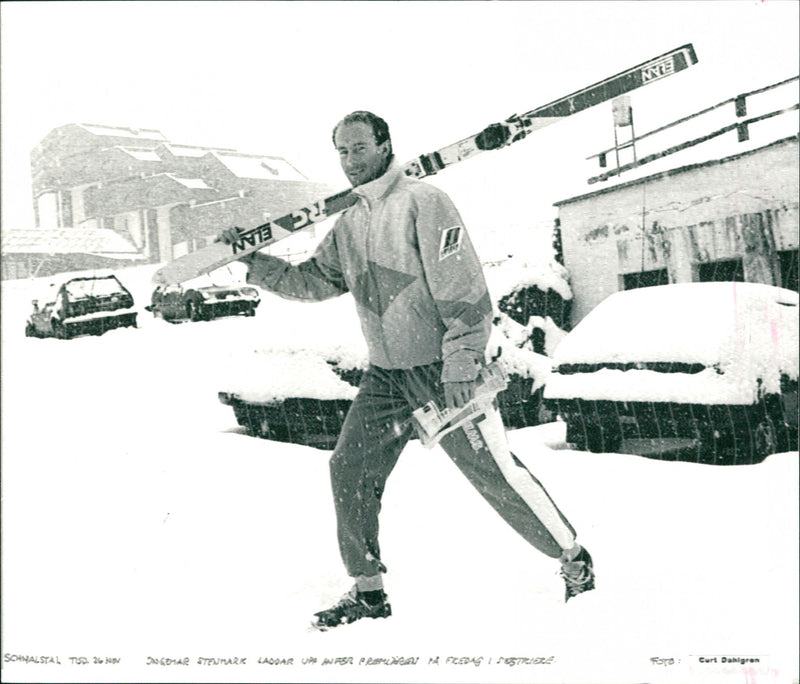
[439,226,463,261]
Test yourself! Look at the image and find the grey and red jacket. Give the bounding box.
[245,161,492,383]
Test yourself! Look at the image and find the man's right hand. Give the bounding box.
[216,226,244,245]
[215,227,255,264]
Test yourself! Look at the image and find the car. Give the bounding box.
[25,274,137,340]
[543,282,799,464]
[216,305,554,449]
[147,282,261,322]
[218,342,550,449]
[216,258,571,448]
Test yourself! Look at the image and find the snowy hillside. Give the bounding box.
[2,262,798,684]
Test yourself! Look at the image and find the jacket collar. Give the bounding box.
[352,158,403,202]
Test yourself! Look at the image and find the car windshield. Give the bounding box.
[553,282,799,373]
[65,278,125,298]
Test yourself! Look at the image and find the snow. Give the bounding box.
[212,152,308,181]
[484,254,573,303]
[2,262,798,684]
[221,297,555,403]
[581,76,800,191]
[58,306,137,325]
[493,311,568,360]
[63,276,128,298]
[117,147,162,162]
[546,282,799,403]
[546,366,765,406]
[224,349,361,403]
[162,143,218,158]
[167,175,213,190]
[77,123,168,141]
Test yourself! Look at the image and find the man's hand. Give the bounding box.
[444,380,477,409]
[216,226,243,244]
[215,227,255,264]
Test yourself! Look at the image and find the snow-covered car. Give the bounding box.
[216,285,556,448]
[147,283,260,322]
[24,274,137,339]
[544,282,799,463]
[219,332,551,449]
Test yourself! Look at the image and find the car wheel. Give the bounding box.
[753,416,777,461]
[53,320,68,339]
[25,322,36,337]
[187,299,202,322]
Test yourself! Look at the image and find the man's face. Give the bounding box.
[334,121,391,187]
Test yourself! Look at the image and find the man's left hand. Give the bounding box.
[444,380,477,409]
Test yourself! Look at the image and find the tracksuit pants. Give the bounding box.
[329,362,578,579]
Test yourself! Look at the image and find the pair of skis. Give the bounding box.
[152,44,698,286]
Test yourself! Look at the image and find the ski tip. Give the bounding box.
[678,43,699,65]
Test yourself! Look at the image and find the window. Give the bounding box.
[778,249,799,292]
[697,258,744,283]
[622,268,669,290]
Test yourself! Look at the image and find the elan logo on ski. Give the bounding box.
[642,56,676,83]
[439,226,463,260]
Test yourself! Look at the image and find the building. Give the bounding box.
[552,75,799,326]
[555,135,798,324]
[2,123,336,279]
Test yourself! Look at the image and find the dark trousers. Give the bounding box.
[330,363,577,578]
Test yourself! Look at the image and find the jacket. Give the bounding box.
[245,161,493,383]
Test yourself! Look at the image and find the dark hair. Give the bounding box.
[332,111,391,147]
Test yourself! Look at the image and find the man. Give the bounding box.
[219,111,595,630]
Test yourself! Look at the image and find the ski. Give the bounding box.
[152,44,697,285]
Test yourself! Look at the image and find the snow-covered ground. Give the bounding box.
[2,263,798,684]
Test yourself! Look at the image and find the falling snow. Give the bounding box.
[2,261,797,684]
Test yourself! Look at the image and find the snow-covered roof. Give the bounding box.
[186,196,245,210]
[77,123,168,142]
[161,144,224,158]
[561,74,799,205]
[116,147,162,162]
[164,174,213,190]
[558,135,799,207]
[211,152,308,181]
[2,227,140,256]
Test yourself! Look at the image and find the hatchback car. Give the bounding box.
[544,282,798,464]
[25,274,137,339]
[147,283,260,322]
